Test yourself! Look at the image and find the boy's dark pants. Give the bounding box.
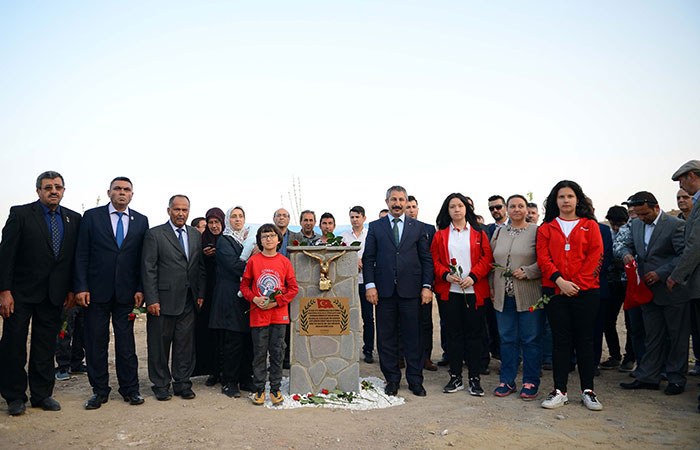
[251,324,286,393]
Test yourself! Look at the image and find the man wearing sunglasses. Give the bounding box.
[485,195,508,240]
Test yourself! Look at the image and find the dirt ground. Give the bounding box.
[1,303,698,450]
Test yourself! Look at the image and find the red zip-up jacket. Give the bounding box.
[536,217,604,294]
[431,225,493,307]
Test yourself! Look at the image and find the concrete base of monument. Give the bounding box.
[256,376,405,410]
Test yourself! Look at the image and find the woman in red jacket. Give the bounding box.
[431,193,493,397]
[537,180,604,411]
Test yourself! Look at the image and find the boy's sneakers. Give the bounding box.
[468,377,484,397]
[541,389,568,409]
[581,389,603,411]
[493,382,516,397]
[618,360,635,372]
[270,390,283,405]
[55,369,71,381]
[251,391,265,406]
[599,358,620,370]
[443,375,464,393]
[519,383,538,400]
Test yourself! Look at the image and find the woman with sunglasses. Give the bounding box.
[537,181,604,411]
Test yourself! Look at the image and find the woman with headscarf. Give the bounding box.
[193,208,225,385]
[209,207,255,397]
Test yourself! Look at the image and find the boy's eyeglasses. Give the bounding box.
[261,234,277,240]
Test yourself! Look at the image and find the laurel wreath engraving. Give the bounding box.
[332,298,349,333]
[299,299,315,334]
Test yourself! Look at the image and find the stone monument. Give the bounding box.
[287,245,362,394]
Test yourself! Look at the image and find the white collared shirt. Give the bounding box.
[387,213,405,242]
[448,222,474,294]
[644,212,661,251]
[341,227,367,284]
[108,203,130,238]
[169,219,189,260]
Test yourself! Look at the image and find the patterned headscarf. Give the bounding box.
[223,206,248,246]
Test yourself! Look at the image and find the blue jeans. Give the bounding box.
[496,297,543,386]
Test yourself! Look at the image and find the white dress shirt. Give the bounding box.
[448,222,474,294]
[108,203,130,238]
[341,227,367,284]
[644,213,661,251]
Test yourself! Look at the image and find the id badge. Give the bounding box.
[564,243,570,251]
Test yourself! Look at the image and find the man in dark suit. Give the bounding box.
[0,171,81,415]
[74,177,149,409]
[616,191,688,394]
[141,195,205,400]
[363,186,434,397]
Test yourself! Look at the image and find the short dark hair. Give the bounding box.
[349,206,365,216]
[109,176,132,189]
[300,210,316,222]
[543,180,595,223]
[36,171,64,189]
[191,217,205,227]
[320,212,335,223]
[605,206,629,223]
[407,195,418,204]
[488,195,505,204]
[256,223,283,251]
[379,209,389,218]
[527,202,538,209]
[168,195,190,207]
[506,194,528,206]
[436,193,480,230]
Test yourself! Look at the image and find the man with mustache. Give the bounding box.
[0,171,81,416]
[363,186,434,397]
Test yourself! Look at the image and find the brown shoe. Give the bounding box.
[424,359,438,371]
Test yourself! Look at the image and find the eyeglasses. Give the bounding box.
[488,205,504,211]
[261,234,278,240]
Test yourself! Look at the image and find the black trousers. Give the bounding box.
[55,304,85,371]
[219,330,253,386]
[545,289,599,393]
[193,298,219,378]
[602,280,626,361]
[445,293,484,379]
[147,299,196,393]
[0,297,61,404]
[359,284,375,356]
[421,300,434,361]
[84,299,139,397]
[375,293,423,385]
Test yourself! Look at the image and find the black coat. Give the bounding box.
[0,201,81,305]
[208,235,249,332]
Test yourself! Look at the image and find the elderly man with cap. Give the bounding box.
[617,191,687,394]
[667,160,700,409]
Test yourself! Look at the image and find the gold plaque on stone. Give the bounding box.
[298,297,350,336]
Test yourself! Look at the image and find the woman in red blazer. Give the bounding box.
[537,180,604,412]
[431,193,493,397]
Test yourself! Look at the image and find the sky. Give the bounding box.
[1,1,698,229]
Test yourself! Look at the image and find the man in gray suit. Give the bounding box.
[141,195,205,401]
[617,191,687,394]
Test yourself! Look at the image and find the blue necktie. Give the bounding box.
[115,212,124,248]
[392,217,400,246]
[177,228,188,259]
[49,210,60,259]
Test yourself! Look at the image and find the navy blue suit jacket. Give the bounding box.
[74,205,149,304]
[362,215,433,299]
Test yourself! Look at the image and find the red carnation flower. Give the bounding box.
[292,394,301,401]
[451,258,457,265]
[292,240,300,246]
[321,389,329,395]
[128,313,136,321]
[58,330,66,339]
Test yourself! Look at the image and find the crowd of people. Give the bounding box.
[0,159,698,416]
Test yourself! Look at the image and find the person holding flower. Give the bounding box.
[431,193,493,397]
[489,194,543,400]
[537,180,604,411]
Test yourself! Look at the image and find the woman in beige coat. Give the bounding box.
[489,194,543,400]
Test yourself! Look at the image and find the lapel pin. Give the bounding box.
[131,216,134,220]
[66,216,70,223]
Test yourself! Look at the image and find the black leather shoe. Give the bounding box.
[122,393,144,405]
[437,357,449,367]
[222,383,241,398]
[363,354,374,364]
[175,388,196,400]
[620,380,659,390]
[409,384,427,396]
[7,400,26,416]
[31,397,61,411]
[205,375,218,387]
[153,389,172,401]
[85,394,109,410]
[664,383,684,395]
[385,381,399,396]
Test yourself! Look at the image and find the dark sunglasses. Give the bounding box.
[488,205,504,211]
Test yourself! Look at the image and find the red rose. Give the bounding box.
[58,330,66,339]
[308,394,314,398]
[321,389,329,395]
[292,240,300,246]
[292,394,301,401]
[341,242,347,246]
[128,313,136,321]
[362,385,366,390]
[451,258,457,265]
[528,306,534,312]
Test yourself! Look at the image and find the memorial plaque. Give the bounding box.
[298,297,350,335]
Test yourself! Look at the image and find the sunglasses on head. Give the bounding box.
[626,200,657,207]
[489,205,504,211]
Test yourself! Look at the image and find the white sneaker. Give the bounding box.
[541,389,568,409]
[581,389,603,411]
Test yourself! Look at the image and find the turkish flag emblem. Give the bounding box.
[317,298,334,308]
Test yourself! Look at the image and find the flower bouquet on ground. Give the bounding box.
[492,263,513,278]
[528,294,552,312]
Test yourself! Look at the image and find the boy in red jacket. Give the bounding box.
[240,224,299,406]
